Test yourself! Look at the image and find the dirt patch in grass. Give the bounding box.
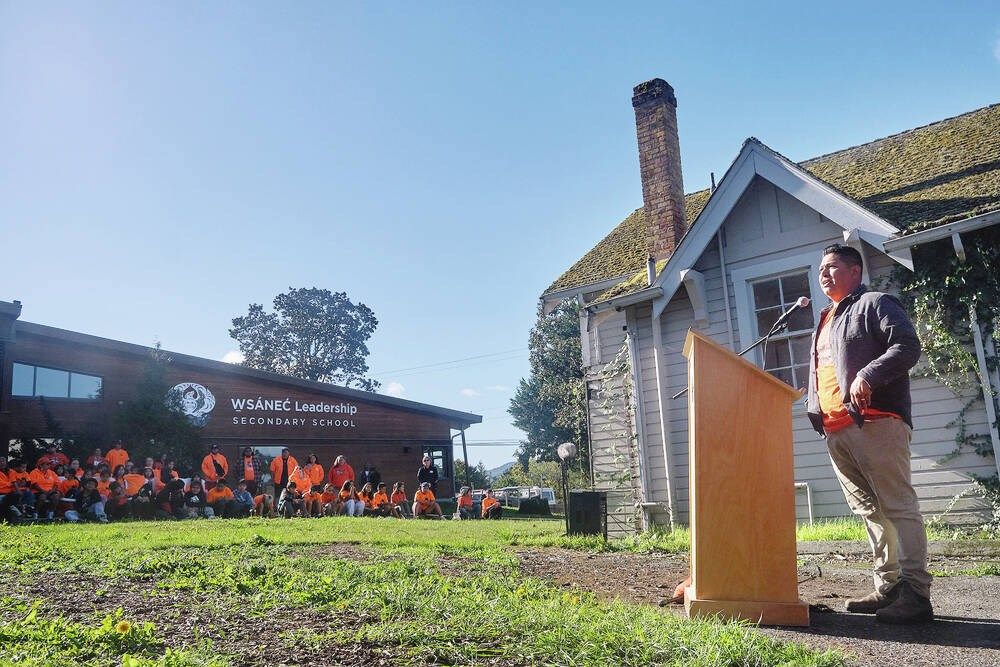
[513,545,1000,667]
[1,550,409,667]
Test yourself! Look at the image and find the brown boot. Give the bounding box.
[875,581,933,624]
[844,584,900,613]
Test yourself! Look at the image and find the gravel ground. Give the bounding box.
[516,541,1000,667]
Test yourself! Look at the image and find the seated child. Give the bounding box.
[75,476,108,523]
[339,480,364,517]
[278,481,305,519]
[412,482,442,519]
[182,480,215,519]
[319,483,341,517]
[481,489,502,520]
[456,486,474,520]
[371,482,399,518]
[390,482,410,518]
[207,478,247,518]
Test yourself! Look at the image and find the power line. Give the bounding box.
[369,347,527,378]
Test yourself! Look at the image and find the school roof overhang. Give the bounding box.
[12,320,482,431]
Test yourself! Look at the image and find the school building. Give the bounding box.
[0,300,481,490]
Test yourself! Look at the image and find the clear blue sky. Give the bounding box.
[2,1,998,468]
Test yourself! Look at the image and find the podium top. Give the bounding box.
[682,329,802,401]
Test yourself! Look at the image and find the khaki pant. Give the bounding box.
[826,418,931,599]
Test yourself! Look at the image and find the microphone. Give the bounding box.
[768,297,811,334]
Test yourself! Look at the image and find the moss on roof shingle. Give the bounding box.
[544,102,1000,298]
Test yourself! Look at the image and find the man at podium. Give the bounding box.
[808,244,933,625]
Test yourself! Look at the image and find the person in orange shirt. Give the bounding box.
[85,448,104,469]
[357,482,375,516]
[28,460,61,519]
[319,483,341,516]
[95,470,113,500]
[289,466,319,517]
[105,441,130,473]
[239,447,262,494]
[122,469,147,498]
[269,448,298,499]
[327,455,354,490]
[390,482,410,518]
[456,486,474,520]
[303,453,325,492]
[339,480,363,517]
[1,458,37,520]
[207,478,247,518]
[36,443,69,470]
[201,445,229,490]
[58,470,80,498]
[481,489,502,520]
[371,482,399,518]
[412,482,442,519]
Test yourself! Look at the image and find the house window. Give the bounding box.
[10,363,103,400]
[749,272,814,388]
[422,446,450,479]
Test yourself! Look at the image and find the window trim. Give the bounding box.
[10,362,104,401]
[730,251,825,359]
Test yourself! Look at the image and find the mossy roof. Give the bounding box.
[544,102,1000,299]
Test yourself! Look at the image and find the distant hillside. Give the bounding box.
[487,461,516,480]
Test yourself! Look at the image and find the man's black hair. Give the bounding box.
[821,243,863,268]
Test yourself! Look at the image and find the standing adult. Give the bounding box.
[105,441,130,473]
[807,244,931,624]
[416,454,439,495]
[201,445,229,490]
[360,463,381,490]
[269,448,298,499]
[327,455,354,490]
[239,447,262,494]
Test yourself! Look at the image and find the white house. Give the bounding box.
[541,79,1000,535]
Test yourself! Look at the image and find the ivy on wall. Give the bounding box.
[892,225,1000,530]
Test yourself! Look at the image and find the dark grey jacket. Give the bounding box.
[806,285,921,435]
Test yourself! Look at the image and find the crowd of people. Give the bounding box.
[0,442,504,524]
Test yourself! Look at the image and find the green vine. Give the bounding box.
[892,225,1000,527]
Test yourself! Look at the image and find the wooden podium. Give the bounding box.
[682,330,809,626]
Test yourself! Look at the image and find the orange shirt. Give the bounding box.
[96,478,112,498]
[304,463,325,487]
[816,310,899,433]
[339,489,355,502]
[8,470,30,488]
[328,463,354,489]
[457,494,473,509]
[481,496,499,517]
[207,486,234,504]
[201,453,229,482]
[390,491,407,505]
[242,456,256,481]
[372,491,389,507]
[290,468,311,494]
[414,489,436,509]
[105,448,129,472]
[319,491,338,505]
[0,470,12,494]
[123,473,147,497]
[269,456,299,485]
[58,477,79,497]
[358,491,373,508]
[28,468,59,493]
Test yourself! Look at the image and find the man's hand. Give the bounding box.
[849,376,871,412]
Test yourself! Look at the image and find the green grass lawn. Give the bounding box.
[0,518,847,667]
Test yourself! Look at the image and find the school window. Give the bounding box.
[749,271,814,388]
[10,363,103,400]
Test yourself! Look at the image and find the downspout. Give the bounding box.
[624,310,652,530]
[647,256,676,528]
[650,301,676,528]
[951,233,1000,478]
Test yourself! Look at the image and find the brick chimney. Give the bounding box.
[632,78,686,262]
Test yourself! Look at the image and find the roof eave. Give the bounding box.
[14,321,482,429]
[587,286,663,313]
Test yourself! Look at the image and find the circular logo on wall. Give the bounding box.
[168,382,216,426]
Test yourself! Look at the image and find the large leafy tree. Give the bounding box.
[508,300,588,466]
[452,459,492,491]
[230,287,380,391]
